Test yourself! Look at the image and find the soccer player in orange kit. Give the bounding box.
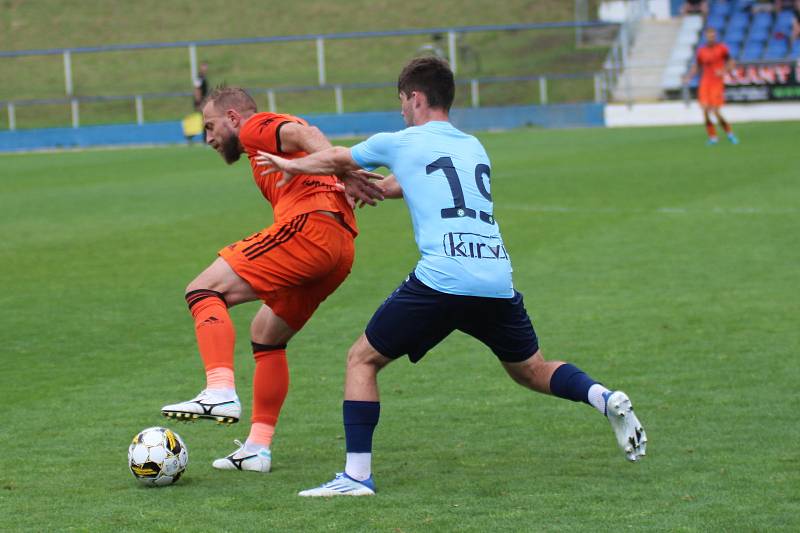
[685,27,739,145]
[160,87,383,472]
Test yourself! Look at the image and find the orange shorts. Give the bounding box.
[698,82,725,108]
[219,212,355,331]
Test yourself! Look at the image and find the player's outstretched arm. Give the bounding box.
[380,175,403,199]
[273,124,384,206]
[256,147,385,206]
[257,146,358,178]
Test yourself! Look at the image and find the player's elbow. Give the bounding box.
[330,146,357,170]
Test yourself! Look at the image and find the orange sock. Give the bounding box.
[185,290,236,389]
[705,121,717,139]
[248,343,289,447]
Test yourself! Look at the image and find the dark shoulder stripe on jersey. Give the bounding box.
[275,121,300,154]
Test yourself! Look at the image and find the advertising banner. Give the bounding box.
[724,60,800,102]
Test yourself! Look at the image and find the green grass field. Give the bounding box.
[1,122,799,531]
[0,0,608,129]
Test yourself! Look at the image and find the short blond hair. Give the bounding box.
[202,86,258,114]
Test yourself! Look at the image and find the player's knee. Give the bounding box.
[184,288,227,311]
[504,351,547,389]
[346,342,384,372]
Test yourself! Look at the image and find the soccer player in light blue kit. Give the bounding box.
[256,57,647,497]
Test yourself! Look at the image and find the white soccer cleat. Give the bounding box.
[212,440,272,472]
[161,389,241,424]
[298,472,376,497]
[605,390,646,461]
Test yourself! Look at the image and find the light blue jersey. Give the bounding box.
[351,121,513,298]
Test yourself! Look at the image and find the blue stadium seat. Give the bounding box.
[733,0,754,10]
[763,47,788,60]
[763,39,789,59]
[740,43,765,60]
[723,27,746,44]
[707,15,727,31]
[752,12,773,29]
[774,11,795,33]
[792,40,800,59]
[710,1,732,17]
[728,12,751,29]
[747,26,770,42]
[726,42,741,57]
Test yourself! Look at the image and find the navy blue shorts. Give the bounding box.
[364,273,539,363]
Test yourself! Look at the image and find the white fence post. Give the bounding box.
[470,79,480,108]
[189,44,198,82]
[135,95,144,125]
[267,90,276,113]
[594,72,603,102]
[7,102,16,131]
[71,98,80,128]
[334,86,343,114]
[63,50,74,96]
[316,37,327,86]
[539,76,548,105]
[447,31,457,74]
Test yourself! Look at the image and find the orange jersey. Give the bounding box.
[238,112,358,236]
[697,43,730,87]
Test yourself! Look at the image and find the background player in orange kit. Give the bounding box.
[160,86,384,473]
[684,28,739,145]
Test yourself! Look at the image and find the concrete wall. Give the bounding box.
[605,101,800,127]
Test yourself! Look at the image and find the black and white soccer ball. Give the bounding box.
[128,427,188,486]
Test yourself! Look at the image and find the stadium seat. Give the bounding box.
[774,12,795,34]
[727,12,751,30]
[747,26,770,42]
[723,27,746,44]
[726,42,741,57]
[707,15,727,31]
[733,0,754,11]
[740,43,765,60]
[709,1,732,18]
[752,12,773,30]
[763,40,789,59]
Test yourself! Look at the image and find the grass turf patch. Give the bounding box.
[0,122,798,531]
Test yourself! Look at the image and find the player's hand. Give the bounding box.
[255,150,296,187]
[337,169,385,207]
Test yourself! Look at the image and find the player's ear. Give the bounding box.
[226,109,242,127]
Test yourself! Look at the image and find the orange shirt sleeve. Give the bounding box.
[239,113,308,155]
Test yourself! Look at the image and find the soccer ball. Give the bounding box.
[128,427,188,486]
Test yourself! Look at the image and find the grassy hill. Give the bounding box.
[0,0,609,129]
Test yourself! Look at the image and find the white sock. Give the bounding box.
[345,453,372,481]
[588,384,611,415]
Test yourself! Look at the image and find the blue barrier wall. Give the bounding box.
[0,103,604,153]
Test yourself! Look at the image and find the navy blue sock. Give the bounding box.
[549,363,598,405]
[343,400,380,453]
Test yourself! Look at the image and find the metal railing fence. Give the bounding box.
[1,73,608,130]
[0,21,617,130]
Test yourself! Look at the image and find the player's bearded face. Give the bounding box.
[217,126,242,164]
[203,104,242,164]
